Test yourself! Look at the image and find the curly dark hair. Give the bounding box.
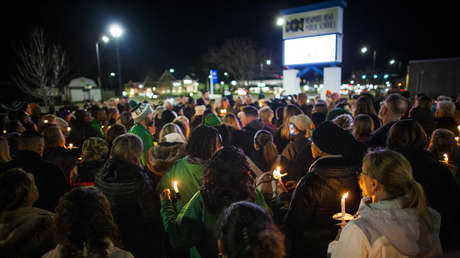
[201,146,255,212]
[186,125,220,161]
[54,187,121,258]
[217,201,285,258]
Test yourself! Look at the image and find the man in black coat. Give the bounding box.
[1,131,70,211]
[284,121,366,258]
[231,106,266,156]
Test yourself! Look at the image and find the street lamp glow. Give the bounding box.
[169,68,175,73]
[362,74,367,79]
[266,59,271,65]
[389,59,396,65]
[373,74,378,79]
[276,17,285,26]
[109,24,123,38]
[361,47,368,54]
[110,72,116,77]
[224,72,228,76]
[101,35,110,43]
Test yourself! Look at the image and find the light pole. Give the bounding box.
[109,24,124,96]
[96,35,110,89]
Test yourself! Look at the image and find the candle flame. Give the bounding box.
[67,127,71,132]
[2,130,6,134]
[443,153,449,163]
[173,181,179,193]
[44,119,48,124]
[342,192,349,201]
[68,143,73,149]
[273,166,287,180]
[457,125,460,132]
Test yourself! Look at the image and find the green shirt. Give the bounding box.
[160,190,270,258]
[128,123,153,166]
[158,157,206,212]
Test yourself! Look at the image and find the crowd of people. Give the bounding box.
[0,89,460,258]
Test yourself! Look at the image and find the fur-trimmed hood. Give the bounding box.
[146,142,186,176]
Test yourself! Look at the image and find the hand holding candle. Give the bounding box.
[442,153,449,164]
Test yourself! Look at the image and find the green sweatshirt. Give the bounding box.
[157,157,206,212]
[160,190,271,258]
[128,123,153,166]
[90,119,104,138]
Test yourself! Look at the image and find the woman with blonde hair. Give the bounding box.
[222,113,241,130]
[71,137,109,187]
[274,104,302,153]
[328,149,442,258]
[352,114,375,143]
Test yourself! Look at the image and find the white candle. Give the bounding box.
[443,153,449,164]
[69,143,73,149]
[341,192,349,215]
[273,166,287,184]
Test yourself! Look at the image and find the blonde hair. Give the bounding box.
[158,123,184,143]
[0,136,11,163]
[363,149,432,226]
[353,114,374,138]
[223,113,241,130]
[43,126,66,148]
[174,116,190,138]
[281,105,302,140]
[259,107,274,123]
[110,133,143,165]
[81,137,109,162]
[311,142,328,159]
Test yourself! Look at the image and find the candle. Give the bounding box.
[67,127,71,132]
[69,143,73,149]
[2,130,6,134]
[457,125,460,134]
[341,192,349,216]
[173,181,179,193]
[455,137,459,145]
[273,166,287,184]
[443,153,449,164]
[44,119,49,124]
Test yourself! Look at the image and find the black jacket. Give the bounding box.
[67,120,99,148]
[367,121,397,149]
[392,147,460,252]
[284,156,362,258]
[281,134,314,181]
[43,147,78,182]
[232,119,266,156]
[1,150,70,212]
[95,158,163,258]
[71,160,105,186]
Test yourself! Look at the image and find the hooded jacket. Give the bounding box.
[328,197,442,258]
[146,142,186,176]
[95,158,163,258]
[232,119,266,156]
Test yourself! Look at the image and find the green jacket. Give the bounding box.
[160,190,271,258]
[128,123,153,166]
[157,157,206,212]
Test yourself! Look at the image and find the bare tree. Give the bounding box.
[204,39,282,91]
[12,28,68,109]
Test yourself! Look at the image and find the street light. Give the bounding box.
[96,35,110,89]
[266,59,271,65]
[360,46,377,79]
[276,17,285,26]
[389,59,396,65]
[109,24,124,96]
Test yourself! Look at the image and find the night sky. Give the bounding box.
[1,0,459,91]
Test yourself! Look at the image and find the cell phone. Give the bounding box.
[289,124,296,135]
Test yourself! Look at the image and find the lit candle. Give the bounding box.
[220,109,227,115]
[67,127,71,132]
[341,192,349,216]
[443,153,449,164]
[68,143,74,149]
[2,130,6,134]
[173,181,179,193]
[455,137,459,145]
[457,125,460,134]
[44,119,49,124]
[273,166,287,184]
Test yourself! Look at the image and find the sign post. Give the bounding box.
[210,70,218,95]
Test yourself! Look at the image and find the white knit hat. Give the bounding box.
[129,99,153,123]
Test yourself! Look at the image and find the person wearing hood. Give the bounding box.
[281,114,315,182]
[127,99,155,166]
[328,149,442,258]
[283,121,365,258]
[146,122,187,178]
[387,119,460,252]
[232,105,271,157]
[71,137,109,187]
[95,133,162,258]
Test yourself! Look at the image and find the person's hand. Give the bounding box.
[285,180,297,191]
[160,189,171,201]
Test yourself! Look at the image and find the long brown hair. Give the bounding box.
[55,187,121,258]
[254,130,278,169]
[281,105,302,139]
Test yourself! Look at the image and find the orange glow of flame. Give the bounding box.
[273,166,287,180]
[342,192,349,201]
[173,181,179,193]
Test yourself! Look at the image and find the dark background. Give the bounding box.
[1,0,458,94]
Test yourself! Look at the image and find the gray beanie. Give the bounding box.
[129,99,153,123]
